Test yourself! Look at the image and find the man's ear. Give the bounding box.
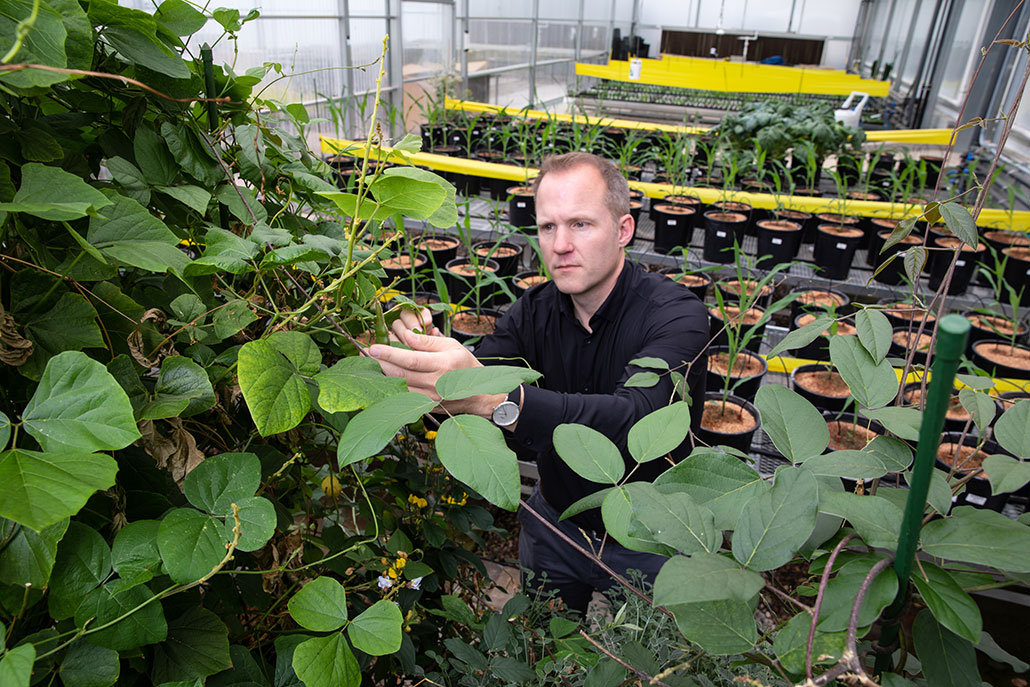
[617,214,635,248]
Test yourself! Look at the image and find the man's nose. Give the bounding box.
[552,225,574,252]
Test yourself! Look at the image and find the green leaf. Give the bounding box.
[157,185,210,214]
[184,452,260,514]
[23,351,141,452]
[436,365,541,400]
[667,599,758,655]
[855,309,893,362]
[938,202,978,250]
[553,424,625,484]
[347,599,403,656]
[87,192,189,273]
[15,293,104,379]
[74,579,167,651]
[627,484,718,555]
[145,356,216,419]
[911,562,981,643]
[58,641,120,687]
[601,483,673,555]
[436,414,521,511]
[0,412,9,450]
[956,373,995,391]
[559,487,614,520]
[976,630,1029,673]
[904,245,927,283]
[292,634,361,687]
[337,392,437,467]
[151,606,232,684]
[0,644,35,687]
[818,491,901,549]
[161,123,223,186]
[154,0,207,35]
[921,507,1030,572]
[773,612,845,675]
[229,495,276,552]
[134,126,178,186]
[629,356,669,370]
[268,331,321,375]
[103,24,190,78]
[983,454,1030,495]
[766,315,834,358]
[238,339,312,436]
[732,466,818,570]
[0,0,68,88]
[655,448,768,530]
[157,509,227,583]
[860,406,922,441]
[369,168,448,219]
[288,577,348,632]
[212,300,258,339]
[912,609,980,687]
[317,192,389,222]
[106,156,150,205]
[627,402,691,463]
[315,357,408,413]
[0,517,67,587]
[0,450,116,531]
[994,399,1030,458]
[817,555,897,632]
[755,385,827,462]
[881,216,916,252]
[866,435,914,472]
[958,388,995,432]
[217,183,268,225]
[111,520,161,582]
[47,523,111,620]
[490,657,537,683]
[654,553,764,605]
[801,450,888,479]
[0,163,111,221]
[927,468,954,516]
[830,335,898,409]
[624,371,659,387]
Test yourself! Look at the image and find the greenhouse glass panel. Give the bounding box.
[938,0,991,104]
[539,0,580,21]
[537,22,578,61]
[468,0,535,19]
[899,1,936,86]
[536,61,575,108]
[468,20,533,71]
[351,18,392,93]
[350,0,390,17]
[581,23,610,53]
[402,1,454,81]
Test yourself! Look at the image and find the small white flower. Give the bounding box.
[408,576,423,590]
[377,575,393,589]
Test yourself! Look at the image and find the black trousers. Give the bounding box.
[517,485,668,616]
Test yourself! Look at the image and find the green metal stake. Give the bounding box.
[873,313,969,675]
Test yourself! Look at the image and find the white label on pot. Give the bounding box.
[836,242,848,250]
[965,493,986,506]
[956,259,965,267]
[771,237,783,245]
[516,202,526,208]
[667,219,677,225]
[716,231,727,238]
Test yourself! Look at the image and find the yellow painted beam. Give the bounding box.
[576,56,891,97]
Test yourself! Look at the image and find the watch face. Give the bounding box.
[493,401,519,426]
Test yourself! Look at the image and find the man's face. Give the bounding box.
[535,164,633,302]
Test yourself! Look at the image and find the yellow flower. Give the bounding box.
[425,430,437,440]
[408,494,428,508]
[387,567,398,579]
[394,557,406,570]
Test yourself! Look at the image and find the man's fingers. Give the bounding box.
[369,342,439,373]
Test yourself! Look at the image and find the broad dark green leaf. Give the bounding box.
[938,202,978,250]
[141,356,216,419]
[817,555,897,632]
[16,293,104,380]
[161,122,223,186]
[369,168,448,219]
[553,424,624,484]
[184,452,260,515]
[151,606,232,684]
[653,553,763,605]
[288,577,348,632]
[347,599,403,655]
[337,392,437,467]
[0,164,111,220]
[212,299,258,339]
[435,365,540,400]
[48,523,111,620]
[627,402,691,463]
[629,356,669,370]
[490,657,537,683]
[755,385,827,462]
[855,309,892,362]
[818,491,901,549]
[0,0,68,88]
[601,483,673,555]
[958,388,996,432]
[558,487,614,520]
[157,185,210,214]
[801,450,888,479]
[154,0,208,35]
[105,156,150,205]
[732,466,818,570]
[624,371,659,387]
[904,245,927,283]
[0,644,35,687]
[866,435,913,472]
[830,335,898,409]
[228,495,276,552]
[156,509,227,584]
[74,579,167,651]
[627,484,718,555]
[111,520,162,582]
[983,454,1030,495]
[860,406,922,441]
[268,331,321,376]
[23,351,141,452]
[655,448,768,530]
[911,609,979,687]
[238,339,311,436]
[766,315,835,359]
[994,399,1030,459]
[921,507,1030,572]
[217,183,268,225]
[911,562,981,643]
[134,126,177,186]
[87,192,189,273]
[436,415,521,511]
[0,517,67,587]
[59,640,120,687]
[773,612,845,675]
[315,357,408,413]
[667,599,758,655]
[292,634,360,687]
[976,630,1029,673]
[0,449,116,531]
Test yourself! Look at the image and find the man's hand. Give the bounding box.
[370,316,504,418]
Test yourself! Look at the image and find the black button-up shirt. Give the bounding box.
[474,260,709,533]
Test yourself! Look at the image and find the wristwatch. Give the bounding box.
[491,387,522,427]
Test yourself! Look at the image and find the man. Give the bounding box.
[371,152,709,614]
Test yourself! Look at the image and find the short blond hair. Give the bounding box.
[532,152,630,224]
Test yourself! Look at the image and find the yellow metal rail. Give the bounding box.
[320,135,1030,230]
[575,55,891,97]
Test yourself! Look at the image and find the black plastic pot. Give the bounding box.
[659,268,711,302]
[449,307,503,346]
[628,200,643,244]
[789,287,850,320]
[755,218,802,267]
[791,315,856,362]
[512,271,549,299]
[709,304,766,353]
[982,229,1029,256]
[813,224,864,281]
[901,382,993,435]
[964,311,1028,354]
[867,225,922,286]
[703,211,748,264]
[711,200,754,236]
[443,257,502,308]
[697,392,761,455]
[970,339,1030,381]
[889,326,934,367]
[415,234,460,269]
[651,203,696,254]
[1001,246,1030,299]
[878,300,936,331]
[472,240,523,278]
[812,213,860,245]
[507,186,536,229]
[705,347,768,403]
[382,251,428,292]
[791,364,852,413]
[927,237,985,296]
[715,278,774,309]
[474,151,513,199]
[936,432,1010,512]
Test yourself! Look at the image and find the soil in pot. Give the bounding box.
[698,393,760,455]
[415,235,460,267]
[652,203,696,254]
[790,287,850,319]
[793,314,857,361]
[972,340,1030,381]
[507,186,536,228]
[812,212,859,245]
[880,302,936,330]
[444,258,501,308]
[902,385,973,433]
[716,278,774,308]
[706,348,767,403]
[966,313,1027,352]
[473,241,522,277]
[450,309,501,345]
[512,271,549,299]
[382,252,428,291]
[792,366,851,413]
[826,418,879,451]
[927,236,985,295]
[813,224,864,280]
[936,438,1010,511]
[891,328,934,366]
[703,211,748,263]
[756,219,802,267]
[709,304,765,353]
[662,269,711,301]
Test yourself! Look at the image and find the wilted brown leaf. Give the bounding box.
[138,417,205,488]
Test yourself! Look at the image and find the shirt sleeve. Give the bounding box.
[509,295,709,457]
